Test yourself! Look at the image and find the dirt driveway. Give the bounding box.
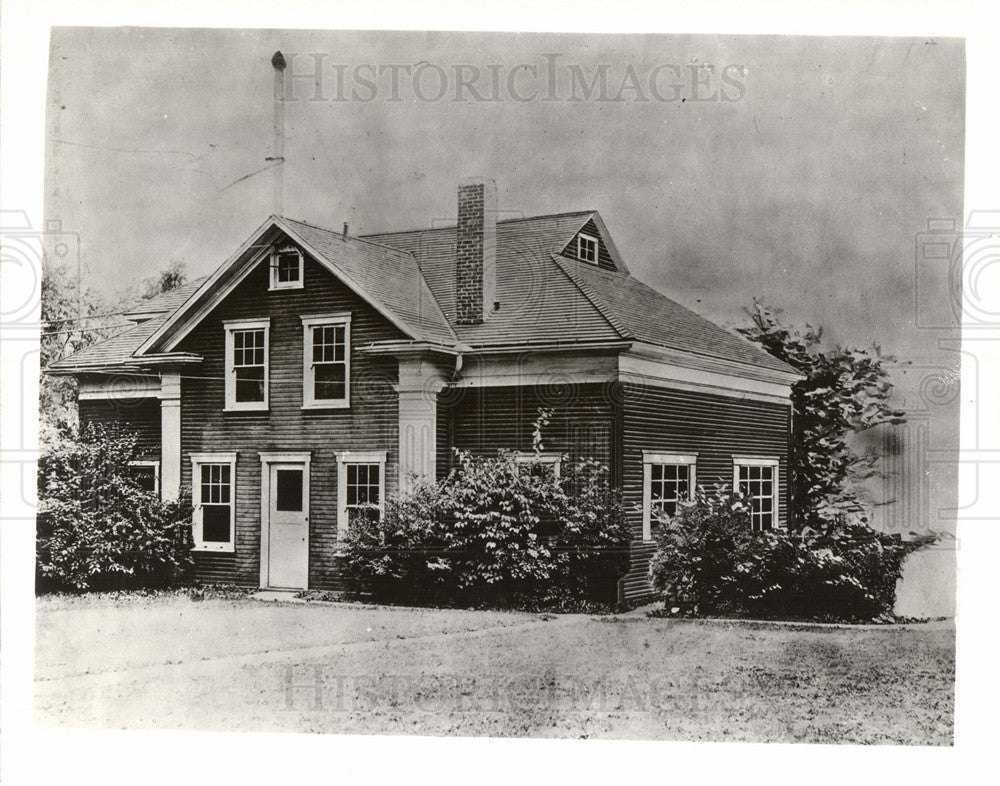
[35,593,954,744]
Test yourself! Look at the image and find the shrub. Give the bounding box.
[648,486,937,621]
[36,422,194,592]
[336,449,630,609]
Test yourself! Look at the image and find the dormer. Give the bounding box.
[560,215,625,272]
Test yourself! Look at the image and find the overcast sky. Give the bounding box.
[45,28,964,479]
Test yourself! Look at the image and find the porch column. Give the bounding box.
[396,357,448,492]
[160,372,182,500]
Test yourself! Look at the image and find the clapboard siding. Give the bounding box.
[174,247,405,589]
[79,397,161,460]
[438,384,617,477]
[619,382,792,599]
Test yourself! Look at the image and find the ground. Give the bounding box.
[34,592,954,744]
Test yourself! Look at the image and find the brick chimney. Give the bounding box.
[455,178,497,325]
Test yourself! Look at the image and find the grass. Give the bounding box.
[34,591,953,743]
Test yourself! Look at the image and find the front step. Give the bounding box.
[251,589,306,603]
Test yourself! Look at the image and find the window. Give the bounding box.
[224,318,269,411]
[337,451,386,536]
[733,457,779,531]
[642,452,697,541]
[269,246,303,290]
[301,314,351,408]
[515,452,562,479]
[129,460,160,495]
[191,453,237,551]
[576,233,599,264]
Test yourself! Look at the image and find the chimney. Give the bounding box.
[455,178,497,325]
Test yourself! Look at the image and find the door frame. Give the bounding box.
[258,451,311,589]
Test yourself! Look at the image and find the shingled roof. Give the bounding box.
[362,212,621,347]
[50,210,796,378]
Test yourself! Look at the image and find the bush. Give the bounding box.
[336,449,630,609]
[36,423,194,592]
[648,486,937,621]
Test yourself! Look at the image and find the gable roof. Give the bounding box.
[135,216,457,356]
[50,208,797,379]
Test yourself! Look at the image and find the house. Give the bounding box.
[47,179,801,600]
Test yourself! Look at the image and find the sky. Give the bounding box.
[45,28,965,529]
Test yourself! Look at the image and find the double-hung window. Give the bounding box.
[337,451,386,536]
[269,246,303,290]
[642,452,697,541]
[224,318,269,411]
[301,314,351,408]
[733,457,779,531]
[191,453,237,551]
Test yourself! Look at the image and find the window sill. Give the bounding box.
[193,544,235,553]
[301,401,350,411]
[269,281,304,292]
[224,404,269,413]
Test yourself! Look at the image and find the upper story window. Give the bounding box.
[224,318,270,411]
[576,233,599,264]
[191,452,237,552]
[301,313,351,409]
[733,456,779,531]
[642,452,697,541]
[270,246,303,291]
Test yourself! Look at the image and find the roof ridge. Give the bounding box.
[550,254,633,340]
[358,210,597,238]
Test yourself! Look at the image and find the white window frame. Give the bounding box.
[336,450,387,538]
[642,452,698,542]
[732,456,780,531]
[224,318,270,412]
[191,452,238,552]
[269,245,304,291]
[301,313,351,409]
[514,452,562,478]
[576,232,599,264]
[129,460,160,496]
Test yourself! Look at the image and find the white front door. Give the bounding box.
[265,462,309,589]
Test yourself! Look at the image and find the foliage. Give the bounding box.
[40,264,124,428]
[648,486,937,621]
[336,418,630,609]
[36,422,194,592]
[40,260,187,432]
[738,301,905,528]
[141,261,186,300]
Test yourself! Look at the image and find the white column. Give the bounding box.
[160,373,182,500]
[396,357,447,492]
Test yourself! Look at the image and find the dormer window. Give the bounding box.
[576,233,599,264]
[270,246,303,290]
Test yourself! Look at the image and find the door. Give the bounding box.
[266,462,309,589]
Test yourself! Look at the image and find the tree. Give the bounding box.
[737,301,905,528]
[39,264,122,429]
[141,261,186,300]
